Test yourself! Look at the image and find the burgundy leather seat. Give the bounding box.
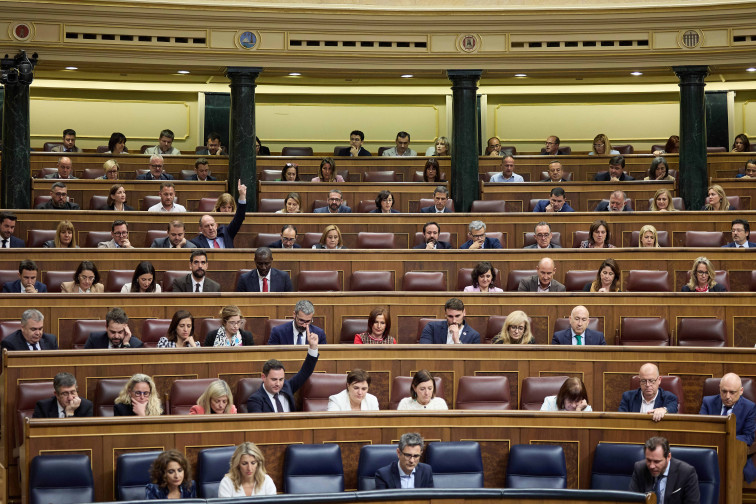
[520,376,569,410]
[456,376,511,410]
[484,315,508,343]
[684,231,725,247]
[470,200,506,213]
[340,318,369,343]
[72,320,107,349]
[43,271,76,293]
[506,270,537,291]
[677,318,726,347]
[27,229,56,248]
[84,231,112,248]
[357,200,377,213]
[281,146,313,156]
[168,378,218,415]
[16,381,55,450]
[144,229,168,247]
[95,378,129,416]
[105,270,133,293]
[259,199,285,212]
[300,373,347,412]
[564,270,596,292]
[141,195,161,211]
[236,378,263,413]
[141,319,171,348]
[416,318,444,343]
[254,233,281,248]
[625,270,671,292]
[363,171,398,182]
[198,198,216,212]
[302,233,322,249]
[619,317,669,346]
[264,319,291,344]
[356,232,397,249]
[161,270,190,293]
[298,271,341,292]
[89,195,109,210]
[349,271,394,291]
[402,271,447,292]
[0,320,22,342]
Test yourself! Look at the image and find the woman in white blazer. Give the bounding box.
[327,369,379,411]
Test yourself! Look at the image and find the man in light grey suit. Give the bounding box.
[98,220,134,248]
[150,220,196,248]
[518,257,566,292]
[524,222,562,250]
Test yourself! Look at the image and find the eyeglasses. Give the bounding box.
[400,452,421,460]
[328,198,342,202]
[58,390,78,398]
[535,233,551,239]
[132,390,150,397]
[639,378,659,386]
[226,319,244,327]
[53,192,67,197]
[113,231,129,237]
[471,233,486,239]
[150,164,163,168]
[695,270,709,276]
[509,326,526,333]
[295,316,312,325]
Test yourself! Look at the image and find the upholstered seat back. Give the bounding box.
[357,445,397,491]
[29,454,94,504]
[590,443,643,491]
[426,441,484,488]
[116,450,161,500]
[505,444,567,489]
[283,444,344,494]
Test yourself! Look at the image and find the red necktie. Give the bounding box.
[263,278,269,292]
[213,239,220,248]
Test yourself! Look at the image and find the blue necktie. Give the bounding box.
[654,474,665,504]
[297,332,304,345]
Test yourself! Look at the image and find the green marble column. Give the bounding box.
[447,70,482,212]
[1,74,32,209]
[673,65,710,211]
[225,67,262,211]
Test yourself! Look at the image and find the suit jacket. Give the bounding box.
[420,206,452,213]
[43,174,78,180]
[246,352,319,412]
[172,274,221,293]
[33,396,94,418]
[375,462,434,489]
[370,208,401,214]
[190,201,247,248]
[3,235,25,248]
[681,283,727,292]
[337,146,371,156]
[594,172,635,181]
[60,281,105,293]
[594,201,632,212]
[700,394,756,445]
[313,205,352,214]
[460,237,502,249]
[517,275,566,292]
[268,240,301,249]
[551,328,606,345]
[149,236,196,248]
[722,241,756,248]
[419,321,480,344]
[523,243,562,249]
[618,388,679,413]
[195,147,226,156]
[268,322,327,345]
[532,200,575,212]
[204,328,255,347]
[413,241,452,250]
[35,200,81,210]
[236,268,293,293]
[84,331,144,349]
[629,458,700,504]
[136,172,175,180]
[106,204,135,211]
[1,330,58,351]
[189,173,218,181]
[2,279,48,293]
[51,145,82,153]
[97,239,131,249]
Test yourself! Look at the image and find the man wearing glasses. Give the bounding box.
[35,182,80,210]
[84,307,144,349]
[137,154,175,180]
[460,220,502,249]
[524,222,563,250]
[375,432,434,489]
[542,136,561,156]
[314,189,352,213]
[618,363,678,422]
[267,299,326,345]
[32,372,93,418]
[236,247,293,293]
[97,220,134,248]
[268,225,301,249]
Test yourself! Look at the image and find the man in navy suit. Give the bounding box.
[268,299,327,345]
[551,305,606,345]
[190,180,247,248]
[2,259,48,293]
[523,222,563,250]
[629,436,699,504]
[237,247,293,293]
[420,186,453,213]
[413,222,452,250]
[375,432,434,489]
[460,220,502,249]
[268,225,301,249]
[0,309,58,353]
[723,219,756,248]
[136,154,175,180]
[247,332,319,412]
[0,212,25,248]
[33,372,93,418]
[189,158,217,181]
[313,189,352,213]
[84,307,144,349]
[419,298,480,344]
[337,130,371,156]
[700,373,756,445]
[594,190,632,212]
[618,363,678,422]
[532,187,575,213]
[594,156,635,181]
[195,133,226,157]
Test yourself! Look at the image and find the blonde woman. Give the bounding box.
[639,225,660,248]
[214,193,236,213]
[702,185,731,211]
[682,257,727,292]
[276,192,302,214]
[650,188,677,212]
[43,220,78,248]
[98,159,120,180]
[313,224,346,249]
[492,310,535,344]
[425,136,451,156]
[204,305,254,347]
[218,442,276,497]
[190,380,237,414]
[589,133,620,156]
[114,373,163,416]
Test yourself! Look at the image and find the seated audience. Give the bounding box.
[724,218,756,248]
[519,257,565,292]
[639,225,660,248]
[629,437,700,501]
[256,136,271,156]
[327,369,379,411]
[371,189,400,213]
[122,261,161,293]
[190,380,236,414]
[158,310,199,348]
[541,160,569,182]
[311,157,343,182]
[277,192,302,214]
[144,129,180,156]
[43,220,79,248]
[32,372,93,418]
[137,154,175,180]
[541,377,592,411]
[150,220,195,249]
[106,184,134,211]
[736,159,756,179]
[397,370,448,410]
[584,258,621,292]
[280,162,300,181]
[313,189,352,213]
[61,260,105,293]
[98,159,120,180]
[197,132,225,156]
[51,128,81,153]
[98,219,134,248]
[148,181,186,212]
[419,297,480,344]
[525,222,562,250]
[375,432,434,489]
[337,130,371,157]
[588,133,620,156]
[114,373,162,416]
[644,156,674,181]
[268,299,327,345]
[382,131,416,157]
[700,372,755,445]
[145,450,196,499]
[580,219,615,248]
[649,188,676,212]
[414,221,451,250]
[105,132,127,155]
[492,310,535,344]
[423,158,445,183]
[486,136,504,157]
[205,305,255,347]
[595,189,632,212]
[214,193,236,213]
[682,256,727,292]
[190,180,247,247]
[421,186,452,213]
[543,135,561,156]
[460,220,502,249]
[0,309,57,352]
[702,184,731,211]
[3,259,48,293]
[0,211,24,248]
[533,187,574,213]
[732,133,750,153]
[489,155,523,182]
[425,136,450,156]
[191,158,217,181]
[653,135,679,156]
[236,247,293,292]
[464,261,503,292]
[354,307,395,344]
[618,363,678,422]
[594,155,634,181]
[313,224,347,249]
[36,182,80,210]
[44,156,77,180]
[218,443,276,497]
[268,224,300,249]
[551,305,606,345]
[84,307,143,348]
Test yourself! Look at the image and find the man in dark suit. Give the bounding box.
[32,372,93,418]
[136,154,175,180]
[420,186,453,213]
[542,136,561,156]
[413,221,452,250]
[518,257,566,292]
[551,305,606,345]
[268,225,301,249]
[619,363,678,422]
[419,297,480,344]
[594,155,635,181]
[2,259,48,293]
[523,222,563,250]
[35,182,81,210]
[1,309,58,352]
[84,307,143,349]
[195,133,226,157]
[172,249,221,293]
[532,187,575,213]
[150,220,196,248]
[723,218,756,248]
[337,130,371,156]
[237,247,293,293]
[0,212,25,248]
[268,299,327,345]
[247,331,320,412]
[375,432,434,489]
[700,372,756,445]
[190,180,247,248]
[594,190,633,212]
[313,189,352,213]
[460,220,502,249]
[189,158,218,180]
[629,436,699,504]
[540,160,570,182]
[43,156,77,179]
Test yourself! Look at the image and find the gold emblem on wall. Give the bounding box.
[236,30,260,50]
[457,34,481,53]
[679,29,703,49]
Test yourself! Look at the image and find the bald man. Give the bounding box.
[619,363,679,422]
[517,257,566,292]
[551,306,606,345]
[700,373,756,445]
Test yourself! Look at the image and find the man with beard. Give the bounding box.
[413,222,451,249]
[171,249,221,292]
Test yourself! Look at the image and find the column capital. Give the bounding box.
[446,70,482,86]
[673,65,710,85]
[225,67,263,82]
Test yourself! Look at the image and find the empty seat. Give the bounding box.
[629,230,670,247]
[16,381,55,451]
[196,445,236,498]
[523,231,562,248]
[235,377,263,413]
[727,195,740,210]
[357,200,378,213]
[520,376,569,410]
[356,232,397,249]
[254,233,281,248]
[83,168,105,179]
[260,170,280,181]
[281,146,313,156]
[625,270,671,292]
[349,271,394,291]
[27,229,56,248]
[144,229,168,247]
[259,198,285,212]
[141,319,171,348]
[180,169,195,180]
[630,375,685,413]
[484,315,508,343]
[298,270,341,292]
[389,375,445,410]
[590,443,644,491]
[357,445,398,491]
[89,195,109,210]
[264,318,290,345]
[506,444,567,488]
[470,200,506,213]
[197,318,221,343]
[457,267,502,291]
[685,231,725,247]
[302,232,322,249]
[72,319,106,349]
[29,454,94,504]
[105,270,133,293]
[672,446,720,504]
[283,444,344,494]
[564,270,596,292]
[614,144,634,154]
[684,270,730,291]
[340,318,369,343]
[300,373,347,412]
[84,231,112,248]
[141,195,161,211]
[571,230,590,248]
[95,378,129,416]
[456,376,510,410]
[161,270,190,292]
[677,318,726,347]
[619,317,670,346]
[198,198,216,212]
[116,451,162,501]
[0,269,19,287]
[0,320,22,342]
[33,195,52,207]
[506,270,537,291]
[169,378,219,415]
[402,271,447,291]
[363,170,398,182]
[425,441,484,488]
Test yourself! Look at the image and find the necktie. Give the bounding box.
[1,239,7,248]
[213,239,220,248]
[654,474,665,504]
[195,283,200,292]
[576,334,583,345]
[274,393,284,413]
[60,410,66,418]
[31,344,39,350]
[723,406,732,416]
[263,277,269,292]
[297,332,304,345]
